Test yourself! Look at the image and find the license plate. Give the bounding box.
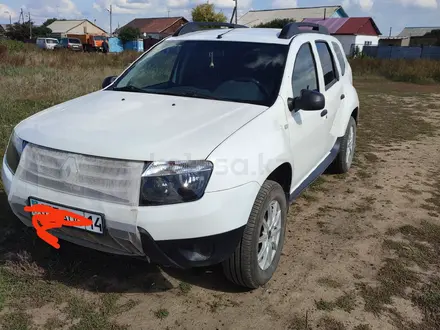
[28,198,104,234]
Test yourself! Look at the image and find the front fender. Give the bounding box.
[205,97,292,193]
[330,84,360,138]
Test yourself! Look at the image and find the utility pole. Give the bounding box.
[230,0,238,24]
[19,8,24,24]
[4,11,11,25]
[28,12,32,39]
[389,27,392,37]
[107,4,112,36]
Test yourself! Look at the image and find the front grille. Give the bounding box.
[16,143,144,206]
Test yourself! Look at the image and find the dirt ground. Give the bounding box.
[1,78,440,330]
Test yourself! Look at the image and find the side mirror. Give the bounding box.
[288,89,325,112]
[102,76,117,89]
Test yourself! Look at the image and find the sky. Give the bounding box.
[0,0,440,37]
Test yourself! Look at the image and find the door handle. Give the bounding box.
[320,109,328,117]
[340,94,345,100]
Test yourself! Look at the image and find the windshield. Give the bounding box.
[94,36,105,41]
[111,40,289,106]
[69,39,81,44]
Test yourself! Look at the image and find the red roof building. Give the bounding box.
[303,17,381,56]
[117,17,189,39]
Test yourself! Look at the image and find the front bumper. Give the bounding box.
[2,159,258,268]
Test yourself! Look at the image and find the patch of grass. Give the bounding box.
[315,298,334,311]
[364,152,380,163]
[309,177,328,192]
[357,169,373,179]
[0,310,34,330]
[178,282,191,295]
[399,184,423,195]
[315,292,356,313]
[317,316,346,330]
[334,292,356,313]
[44,316,66,330]
[288,313,311,330]
[317,277,342,289]
[63,295,129,330]
[350,58,440,84]
[301,192,318,202]
[412,277,440,328]
[154,308,169,320]
[353,325,371,330]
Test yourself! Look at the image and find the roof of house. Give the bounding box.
[47,19,107,34]
[120,17,188,34]
[302,17,381,35]
[302,17,349,34]
[237,5,347,27]
[397,27,440,37]
[0,24,11,31]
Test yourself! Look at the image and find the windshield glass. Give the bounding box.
[111,40,289,106]
[69,39,81,44]
[94,36,105,41]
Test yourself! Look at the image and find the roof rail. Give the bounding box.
[278,22,329,39]
[173,22,248,37]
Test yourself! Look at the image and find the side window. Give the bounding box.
[315,41,339,90]
[292,43,319,99]
[332,41,346,76]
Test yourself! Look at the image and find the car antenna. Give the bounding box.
[217,28,235,39]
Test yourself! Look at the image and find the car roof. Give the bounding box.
[167,27,335,45]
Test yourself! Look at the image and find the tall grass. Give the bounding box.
[349,57,440,84]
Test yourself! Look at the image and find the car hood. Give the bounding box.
[15,91,268,161]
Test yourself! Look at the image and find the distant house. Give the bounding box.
[117,17,188,40]
[237,5,348,27]
[302,17,381,56]
[397,27,440,46]
[378,36,410,47]
[47,20,107,38]
[0,24,11,38]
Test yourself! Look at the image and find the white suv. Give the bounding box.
[2,22,359,289]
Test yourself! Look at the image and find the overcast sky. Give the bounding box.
[0,0,439,36]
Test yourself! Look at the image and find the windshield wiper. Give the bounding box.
[112,85,146,93]
[178,91,219,100]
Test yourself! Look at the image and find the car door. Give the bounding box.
[285,41,329,186]
[313,40,344,152]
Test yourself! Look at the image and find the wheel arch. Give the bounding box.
[266,162,293,201]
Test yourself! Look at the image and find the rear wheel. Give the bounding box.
[328,116,357,174]
[222,180,287,289]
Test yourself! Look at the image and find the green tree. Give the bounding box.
[118,26,140,44]
[6,22,33,41]
[254,18,296,28]
[191,3,227,23]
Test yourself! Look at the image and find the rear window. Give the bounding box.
[332,42,346,76]
[69,39,81,44]
[315,41,339,90]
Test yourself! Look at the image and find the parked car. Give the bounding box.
[36,38,60,50]
[59,37,83,51]
[2,22,359,289]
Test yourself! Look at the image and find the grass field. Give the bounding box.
[0,47,440,330]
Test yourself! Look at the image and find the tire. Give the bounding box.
[222,180,287,289]
[328,116,357,174]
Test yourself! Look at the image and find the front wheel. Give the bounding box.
[222,180,287,289]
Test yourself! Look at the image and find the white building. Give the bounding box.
[237,5,349,27]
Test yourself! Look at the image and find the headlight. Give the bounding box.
[5,130,26,174]
[139,160,213,206]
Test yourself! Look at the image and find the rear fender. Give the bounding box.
[330,84,360,138]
